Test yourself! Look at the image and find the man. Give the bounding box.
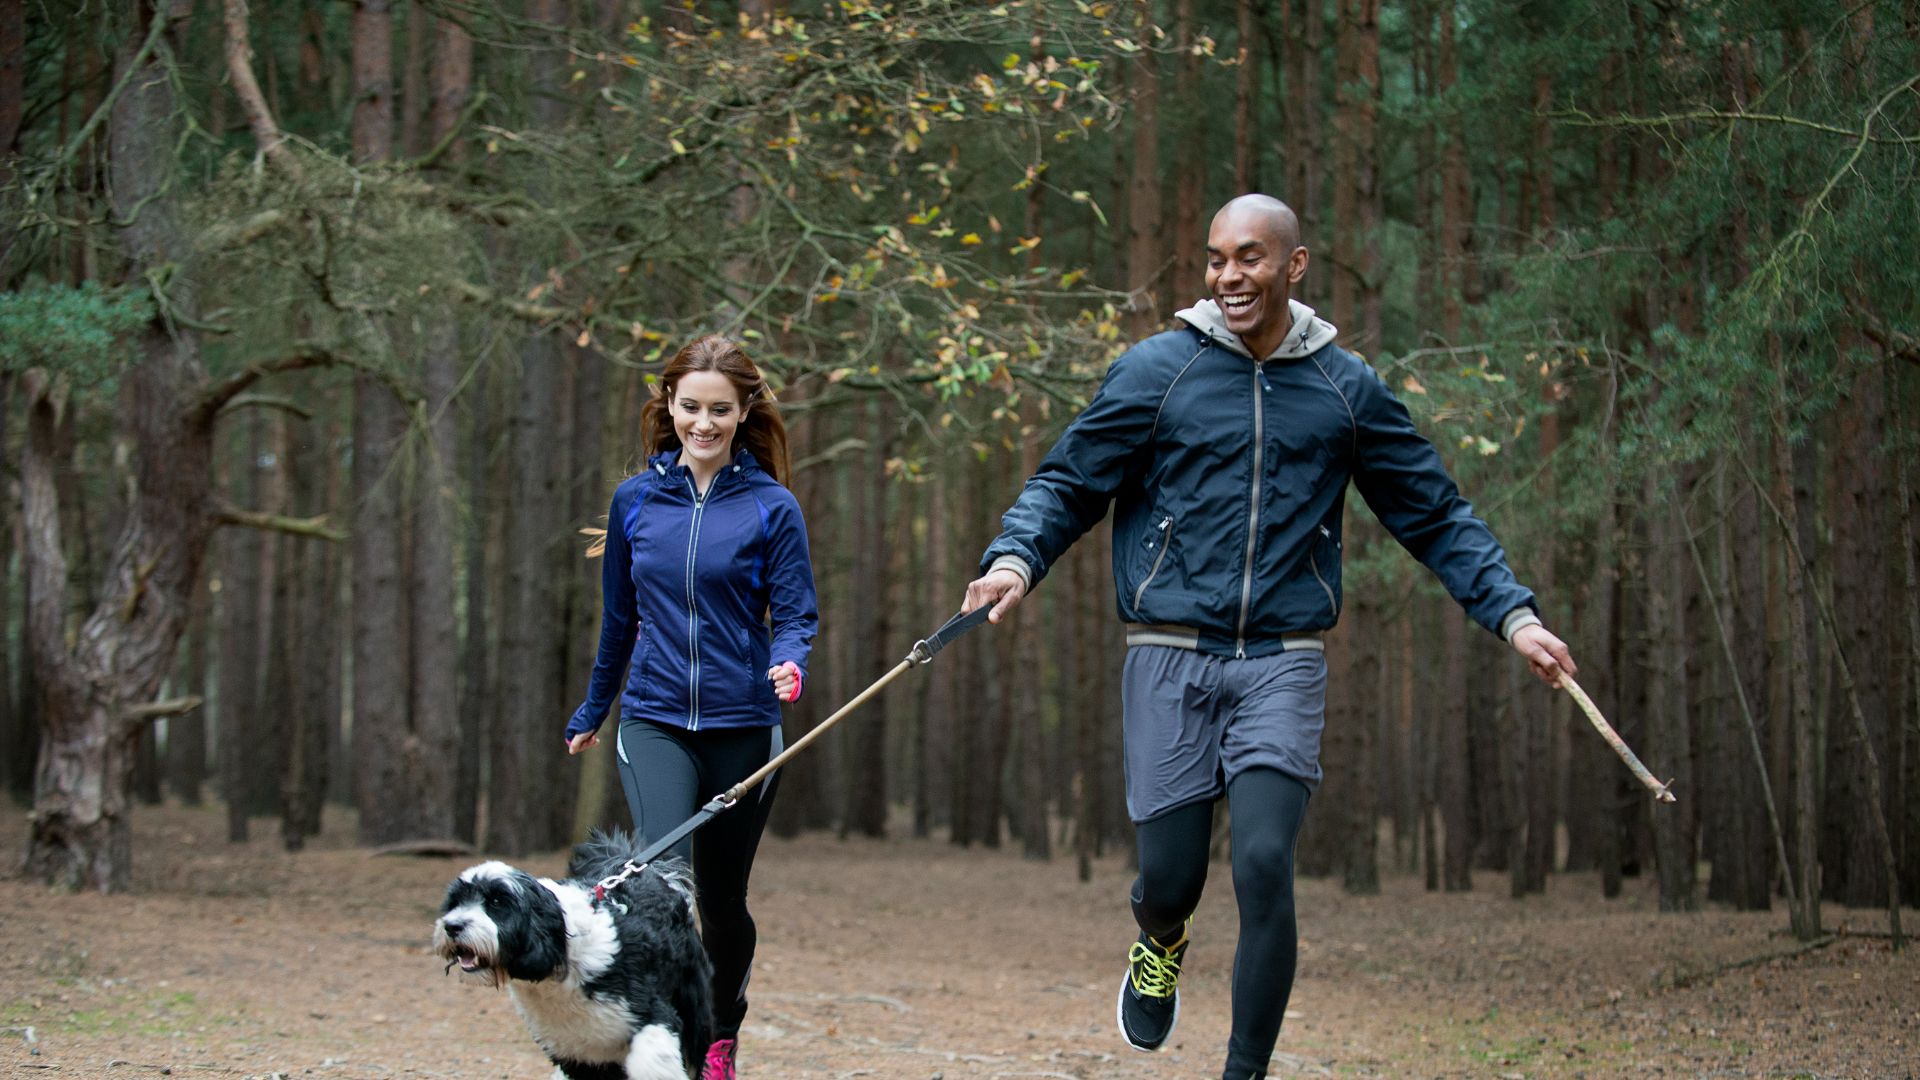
[961,194,1576,1080]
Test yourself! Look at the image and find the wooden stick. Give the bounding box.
[1560,674,1677,803]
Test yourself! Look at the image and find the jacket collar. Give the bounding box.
[649,448,761,487]
[1174,298,1339,361]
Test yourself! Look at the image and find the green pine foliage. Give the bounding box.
[0,281,153,390]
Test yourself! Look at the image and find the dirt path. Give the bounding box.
[2,804,1914,1078]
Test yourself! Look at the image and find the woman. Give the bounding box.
[565,334,818,1080]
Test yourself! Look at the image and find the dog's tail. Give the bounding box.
[568,828,698,915]
[566,827,640,881]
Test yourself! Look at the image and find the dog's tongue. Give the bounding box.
[457,948,482,970]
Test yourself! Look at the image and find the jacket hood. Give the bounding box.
[1175,298,1339,361]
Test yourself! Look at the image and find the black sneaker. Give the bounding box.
[1116,918,1190,1052]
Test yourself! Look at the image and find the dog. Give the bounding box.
[434,830,714,1080]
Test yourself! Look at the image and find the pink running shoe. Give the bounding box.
[701,1037,738,1080]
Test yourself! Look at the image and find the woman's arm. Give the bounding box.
[565,482,641,744]
[762,492,819,684]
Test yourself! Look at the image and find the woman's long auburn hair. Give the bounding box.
[641,334,792,486]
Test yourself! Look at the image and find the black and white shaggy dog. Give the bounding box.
[433,830,714,1080]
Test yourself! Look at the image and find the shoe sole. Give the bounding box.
[1114,969,1179,1053]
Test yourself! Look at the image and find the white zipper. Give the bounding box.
[682,474,709,729]
[1236,362,1264,657]
[1133,514,1175,609]
[1309,523,1338,619]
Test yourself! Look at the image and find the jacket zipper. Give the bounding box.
[682,473,713,730]
[1236,361,1264,657]
[1309,523,1338,619]
[1133,514,1175,609]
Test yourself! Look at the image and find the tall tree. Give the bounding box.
[347,0,428,845]
[1123,0,1163,338]
[21,1,346,888]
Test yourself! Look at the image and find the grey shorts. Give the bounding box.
[1121,644,1328,823]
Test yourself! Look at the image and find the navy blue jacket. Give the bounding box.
[982,300,1535,657]
[567,450,818,738]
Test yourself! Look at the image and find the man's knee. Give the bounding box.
[1230,829,1297,896]
[1132,855,1208,929]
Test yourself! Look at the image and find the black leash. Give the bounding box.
[593,606,995,903]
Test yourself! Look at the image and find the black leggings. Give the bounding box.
[615,718,782,1038]
[1131,768,1310,1078]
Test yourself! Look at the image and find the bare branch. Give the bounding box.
[219,393,316,420]
[191,344,349,423]
[449,279,571,323]
[1552,105,1920,144]
[124,696,204,723]
[1862,322,1920,367]
[224,0,301,179]
[200,208,296,250]
[407,89,490,171]
[216,506,347,542]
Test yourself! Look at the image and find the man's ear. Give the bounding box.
[1288,246,1310,284]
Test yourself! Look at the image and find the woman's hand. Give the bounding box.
[567,730,600,755]
[768,661,803,703]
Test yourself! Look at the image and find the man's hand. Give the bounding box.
[962,567,1028,624]
[1511,623,1577,687]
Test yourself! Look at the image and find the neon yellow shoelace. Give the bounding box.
[1127,940,1183,999]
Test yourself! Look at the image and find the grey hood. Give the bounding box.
[1175,297,1339,361]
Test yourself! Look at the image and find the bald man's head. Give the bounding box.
[1204,194,1311,359]
[1213,195,1301,256]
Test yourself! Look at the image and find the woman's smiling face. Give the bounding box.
[670,369,744,474]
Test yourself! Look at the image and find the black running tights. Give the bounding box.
[615,718,782,1039]
[1130,768,1310,1078]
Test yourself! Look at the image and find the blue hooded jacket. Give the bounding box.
[567,449,818,739]
[982,299,1537,657]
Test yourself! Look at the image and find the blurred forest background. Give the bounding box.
[0,0,1915,950]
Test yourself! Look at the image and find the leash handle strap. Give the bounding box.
[909,605,993,664]
[630,793,735,868]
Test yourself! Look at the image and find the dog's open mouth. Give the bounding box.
[446,945,487,974]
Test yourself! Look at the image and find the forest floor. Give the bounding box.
[1,802,1914,1080]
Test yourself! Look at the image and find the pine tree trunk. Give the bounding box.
[1332,0,1378,352]
[1820,368,1892,908]
[1647,481,1698,911]
[1123,0,1162,338]
[166,567,209,806]
[1170,0,1202,307]
[1344,597,1380,894]
[916,461,952,839]
[218,416,265,839]
[1015,409,1050,861]
[1286,0,1322,231]
[1439,601,1472,891]
[1893,360,1920,910]
[1770,349,1822,939]
[846,401,890,839]
[1233,0,1258,193]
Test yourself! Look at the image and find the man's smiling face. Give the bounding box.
[1205,199,1308,359]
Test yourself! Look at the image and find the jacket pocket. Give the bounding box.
[1308,523,1340,619]
[1132,512,1177,610]
[627,626,654,708]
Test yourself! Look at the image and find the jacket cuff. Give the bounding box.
[564,706,604,742]
[989,554,1034,590]
[1500,607,1542,642]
